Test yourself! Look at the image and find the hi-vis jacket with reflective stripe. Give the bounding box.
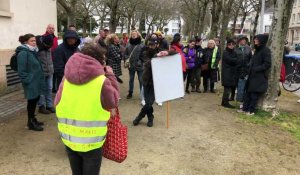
[56,75,110,152]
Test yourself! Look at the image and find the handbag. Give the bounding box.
[102,108,128,163]
[201,63,208,71]
[124,45,138,68]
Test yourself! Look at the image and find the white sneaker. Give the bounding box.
[246,112,255,116]
[141,100,145,106]
[239,104,243,109]
[297,99,300,103]
[157,102,163,106]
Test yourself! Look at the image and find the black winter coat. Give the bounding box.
[246,34,271,93]
[221,48,238,87]
[53,30,80,76]
[124,38,145,71]
[235,45,252,79]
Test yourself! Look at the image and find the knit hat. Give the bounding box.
[173,33,180,39]
[155,30,162,36]
[42,34,54,46]
[238,35,247,42]
[226,39,235,45]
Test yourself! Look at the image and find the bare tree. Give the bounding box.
[239,0,254,33]
[90,0,110,29]
[209,0,223,39]
[57,0,78,26]
[261,0,295,114]
[106,0,121,33]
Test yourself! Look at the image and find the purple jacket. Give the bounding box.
[184,48,196,69]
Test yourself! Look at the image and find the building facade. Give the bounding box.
[0,0,57,95]
[288,0,300,46]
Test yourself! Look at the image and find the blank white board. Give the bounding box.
[151,54,184,103]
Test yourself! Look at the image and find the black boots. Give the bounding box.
[221,102,235,109]
[133,114,145,126]
[133,114,154,127]
[38,106,51,114]
[27,118,44,131]
[147,115,154,127]
[46,107,56,113]
[127,92,133,99]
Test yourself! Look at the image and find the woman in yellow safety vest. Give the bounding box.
[54,43,119,175]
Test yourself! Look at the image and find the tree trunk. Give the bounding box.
[109,0,119,33]
[219,0,235,57]
[231,7,240,35]
[199,2,208,37]
[240,12,247,33]
[209,0,222,39]
[260,0,295,113]
[139,13,146,33]
[252,9,261,40]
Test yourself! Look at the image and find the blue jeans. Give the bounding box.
[129,69,143,99]
[236,78,246,102]
[38,75,53,108]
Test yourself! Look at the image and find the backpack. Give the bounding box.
[10,52,19,71]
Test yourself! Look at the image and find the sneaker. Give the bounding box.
[191,88,196,92]
[196,89,201,93]
[38,106,51,114]
[210,90,216,93]
[237,109,246,113]
[246,112,255,116]
[157,102,163,106]
[297,99,300,103]
[141,100,146,106]
[239,104,243,109]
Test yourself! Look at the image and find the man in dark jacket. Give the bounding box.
[133,39,176,127]
[235,36,252,103]
[221,39,238,108]
[53,30,80,92]
[239,34,271,115]
[194,37,203,92]
[155,31,169,51]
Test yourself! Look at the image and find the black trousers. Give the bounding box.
[185,68,196,91]
[222,86,234,104]
[53,73,63,93]
[66,146,103,175]
[243,92,261,113]
[27,96,40,119]
[194,67,201,89]
[203,76,214,91]
[138,85,155,119]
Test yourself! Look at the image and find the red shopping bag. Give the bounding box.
[103,108,128,163]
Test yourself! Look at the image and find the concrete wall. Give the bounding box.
[0,0,57,95]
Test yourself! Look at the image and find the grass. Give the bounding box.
[238,109,300,141]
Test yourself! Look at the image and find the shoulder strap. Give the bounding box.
[128,45,138,61]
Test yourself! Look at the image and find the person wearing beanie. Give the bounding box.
[238,34,271,115]
[170,33,187,74]
[132,39,177,127]
[53,30,81,93]
[124,30,145,106]
[155,30,169,51]
[235,35,252,107]
[36,34,56,114]
[221,39,238,108]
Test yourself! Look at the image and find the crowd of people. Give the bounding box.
[14,23,279,174]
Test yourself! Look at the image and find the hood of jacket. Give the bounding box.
[254,34,268,49]
[16,45,37,53]
[63,30,81,49]
[64,53,105,85]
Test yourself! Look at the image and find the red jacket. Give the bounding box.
[54,53,120,110]
[171,43,187,72]
[44,31,58,60]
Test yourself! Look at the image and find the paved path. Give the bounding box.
[0,91,26,119]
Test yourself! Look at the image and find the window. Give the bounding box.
[265,26,271,33]
[172,23,178,27]
[293,14,296,22]
[0,0,12,17]
[298,13,300,22]
[172,29,179,33]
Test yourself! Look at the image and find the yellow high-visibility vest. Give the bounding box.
[56,75,110,152]
[211,47,219,69]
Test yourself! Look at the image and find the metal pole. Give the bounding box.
[260,0,265,34]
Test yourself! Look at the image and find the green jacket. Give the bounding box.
[16,45,44,100]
